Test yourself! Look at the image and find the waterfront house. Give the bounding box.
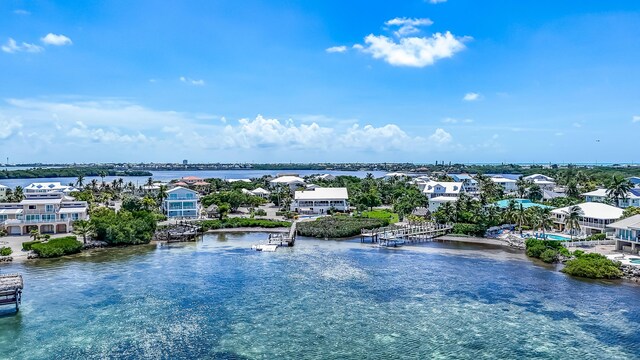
[290,187,349,214]
[542,189,566,201]
[449,174,479,194]
[428,196,458,212]
[314,174,336,181]
[0,185,7,201]
[250,187,271,199]
[551,202,623,236]
[24,182,77,195]
[181,176,204,186]
[608,215,640,253]
[490,176,518,193]
[0,193,88,235]
[269,176,306,190]
[523,174,556,191]
[581,188,640,208]
[422,181,464,199]
[163,187,200,219]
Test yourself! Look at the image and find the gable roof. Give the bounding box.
[608,215,640,230]
[581,188,640,199]
[166,186,198,194]
[270,176,305,184]
[552,202,623,220]
[422,181,463,194]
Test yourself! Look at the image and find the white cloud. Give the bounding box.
[442,117,473,124]
[180,76,205,86]
[385,17,433,37]
[632,116,640,123]
[356,31,470,68]
[13,9,30,15]
[427,0,447,3]
[1,38,43,53]
[326,46,347,53]
[463,92,480,101]
[41,33,72,46]
[428,128,452,144]
[68,124,148,144]
[0,118,22,139]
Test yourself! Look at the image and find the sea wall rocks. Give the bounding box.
[0,256,13,263]
[621,265,640,282]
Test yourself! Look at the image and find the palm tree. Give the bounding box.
[29,229,40,241]
[527,184,543,202]
[563,205,584,240]
[514,204,529,235]
[606,175,632,207]
[157,185,168,209]
[146,177,154,188]
[516,177,529,198]
[533,207,554,238]
[141,196,157,211]
[72,219,96,244]
[100,171,107,185]
[90,179,98,192]
[566,181,580,198]
[76,175,85,188]
[12,186,24,202]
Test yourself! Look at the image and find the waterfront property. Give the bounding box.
[449,174,479,194]
[24,182,77,195]
[313,174,336,181]
[290,187,349,214]
[0,184,7,201]
[180,176,205,186]
[551,202,623,236]
[582,188,640,208]
[523,174,557,191]
[422,181,465,199]
[0,193,88,235]
[490,176,518,193]
[163,186,200,219]
[428,196,458,212]
[608,214,640,253]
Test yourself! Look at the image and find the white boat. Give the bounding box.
[251,244,278,252]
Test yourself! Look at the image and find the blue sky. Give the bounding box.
[1,0,640,164]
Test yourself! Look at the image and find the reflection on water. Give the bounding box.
[0,233,638,359]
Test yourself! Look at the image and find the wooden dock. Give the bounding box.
[0,274,23,312]
[252,221,297,251]
[361,223,453,247]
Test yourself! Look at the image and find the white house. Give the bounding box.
[608,215,640,253]
[490,176,518,193]
[422,181,464,199]
[449,174,479,194]
[314,174,336,181]
[290,187,349,214]
[628,176,640,188]
[243,187,271,199]
[582,188,640,208]
[0,184,7,201]
[269,176,306,190]
[163,187,200,219]
[551,202,624,236]
[523,174,554,182]
[0,193,88,235]
[428,196,458,212]
[24,182,77,195]
[524,174,557,191]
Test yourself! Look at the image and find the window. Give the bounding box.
[45,205,54,212]
[72,213,79,220]
[0,215,7,221]
[28,205,36,210]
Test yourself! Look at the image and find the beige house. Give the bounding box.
[0,184,7,201]
[0,193,88,235]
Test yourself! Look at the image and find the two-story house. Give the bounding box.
[290,187,349,215]
[0,193,88,235]
[551,202,623,236]
[163,187,200,219]
[24,182,77,195]
[422,181,464,212]
[608,214,640,253]
[582,188,640,208]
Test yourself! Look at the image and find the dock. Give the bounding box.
[156,222,201,243]
[252,221,297,251]
[0,274,23,312]
[361,223,453,247]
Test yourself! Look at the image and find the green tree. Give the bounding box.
[564,205,584,240]
[532,207,554,237]
[12,186,24,202]
[157,185,168,208]
[514,204,529,235]
[29,228,40,241]
[566,181,580,198]
[527,184,543,202]
[606,175,632,207]
[217,203,230,220]
[76,175,85,188]
[72,219,96,244]
[516,177,530,198]
[621,206,640,219]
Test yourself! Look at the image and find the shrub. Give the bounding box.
[361,210,399,225]
[0,246,12,256]
[90,208,157,246]
[585,233,607,241]
[198,218,290,231]
[31,236,83,258]
[297,216,387,238]
[253,209,267,216]
[540,249,558,263]
[573,249,585,258]
[561,253,623,279]
[22,240,42,251]
[452,223,487,237]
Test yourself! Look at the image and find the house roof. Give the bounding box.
[552,202,624,220]
[524,174,555,181]
[24,182,75,191]
[58,207,87,214]
[167,186,198,194]
[543,189,565,200]
[430,196,459,203]
[294,187,348,200]
[192,181,210,186]
[0,184,7,189]
[423,181,464,194]
[226,178,251,183]
[270,176,305,184]
[581,188,640,199]
[608,215,640,230]
[173,182,188,186]
[490,177,517,183]
[20,198,63,205]
[181,176,203,181]
[0,208,23,215]
[252,187,270,195]
[385,172,410,178]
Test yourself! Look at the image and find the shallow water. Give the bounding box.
[0,233,639,359]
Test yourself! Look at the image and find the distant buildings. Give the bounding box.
[269,176,306,190]
[0,193,88,235]
[290,187,349,214]
[490,176,518,193]
[0,184,7,201]
[163,187,200,219]
[582,188,640,208]
[449,174,479,194]
[523,174,556,191]
[24,182,77,195]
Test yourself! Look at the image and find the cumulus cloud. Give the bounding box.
[41,33,72,46]
[0,118,22,139]
[442,117,473,124]
[357,31,470,68]
[385,17,433,37]
[68,121,148,144]
[1,38,43,53]
[632,115,640,123]
[428,128,452,144]
[326,46,347,53]
[463,92,480,101]
[180,76,205,86]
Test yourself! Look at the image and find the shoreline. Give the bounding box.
[204,227,290,233]
[437,235,513,247]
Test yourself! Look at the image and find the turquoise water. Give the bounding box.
[545,234,571,241]
[1,233,639,359]
[629,258,640,264]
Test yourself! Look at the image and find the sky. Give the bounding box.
[1,0,640,164]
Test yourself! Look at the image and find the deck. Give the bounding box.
[361,223,453,247]
[251,221,297,251]
[0,274,23,312]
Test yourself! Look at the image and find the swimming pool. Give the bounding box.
[545,234,571,241]
[629,258,640,265]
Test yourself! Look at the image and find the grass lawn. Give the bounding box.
[361,209,399,224]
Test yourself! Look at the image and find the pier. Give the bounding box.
[0,274,23,312]
[252,221,297,251]
[361,223,453,247]
[156,222,201,242]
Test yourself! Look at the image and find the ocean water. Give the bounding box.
[0,233,638,359]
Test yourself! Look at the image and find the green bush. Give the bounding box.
[22,240,42,251]
[253,209,267,216]
[90,208,157,246]
[585,233,607,241]
[361,210,399,224]
[573,249,585,258]
[31,236,83,258]
[452,223,487,237]
[297,216,387,238]
[540,249,558,263]
[561,253,623,279]
[198,218,291,231]
[0,246,12,256]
